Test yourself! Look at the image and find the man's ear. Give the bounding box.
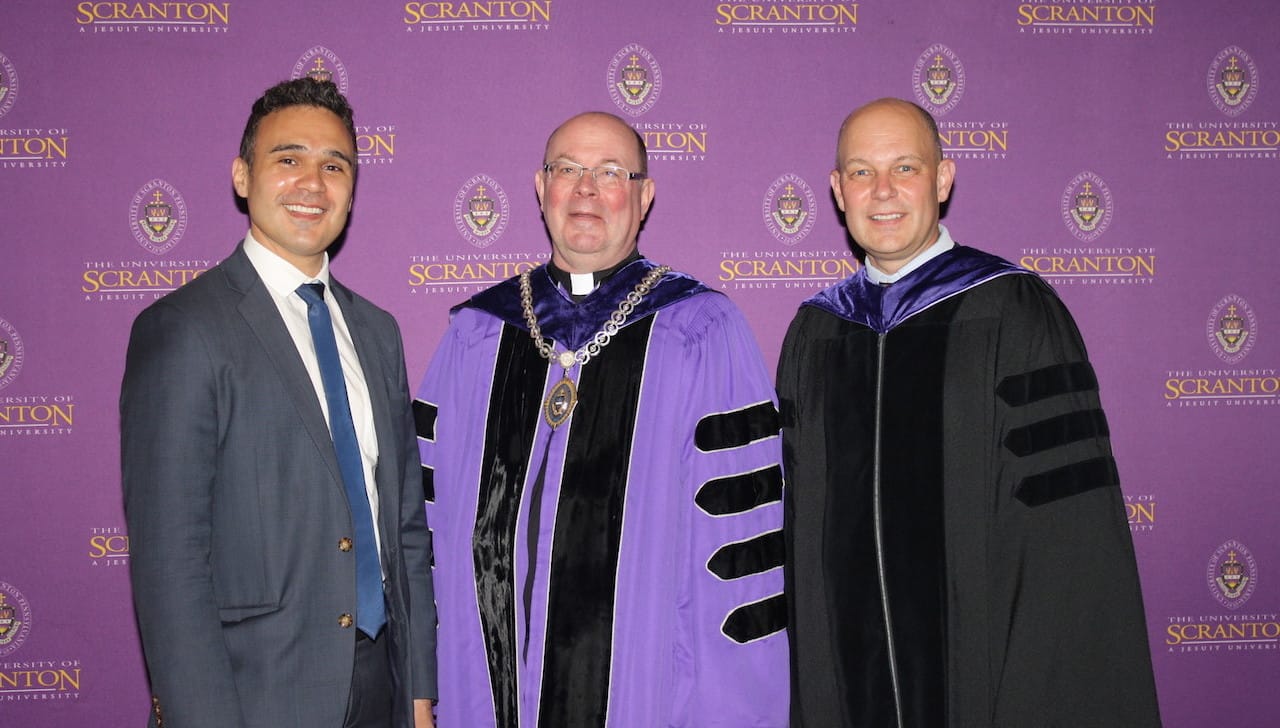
[936,158,956,203]
[232,157,249,198]
[638,178,655,218]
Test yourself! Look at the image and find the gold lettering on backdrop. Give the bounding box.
[715,3,858,25]
[403,1,552,23]
[76,2,230,24]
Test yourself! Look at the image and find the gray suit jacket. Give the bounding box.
[121,243,436,728]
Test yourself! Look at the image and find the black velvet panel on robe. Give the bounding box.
[877,313,949,726]
[467,317,660,727]
[472,326,546,727]
[538,316,653,727]
[818,309,950,727]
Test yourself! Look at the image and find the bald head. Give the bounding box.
[828,97,956,275]
[544,111,648,175]
[835,98,942,168]
[535,110,656,273]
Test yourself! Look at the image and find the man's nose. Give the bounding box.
[572,170,599,195]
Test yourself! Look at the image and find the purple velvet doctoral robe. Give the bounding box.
[415,260,788,727]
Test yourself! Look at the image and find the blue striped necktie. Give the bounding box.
[296,282,387,638]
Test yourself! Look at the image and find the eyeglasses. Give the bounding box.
[542,159,646,189]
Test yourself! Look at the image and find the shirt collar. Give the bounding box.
[242,230,332,299]
[546,249,642,301]
[864,224,956,285]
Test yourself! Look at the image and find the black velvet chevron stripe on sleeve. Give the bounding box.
[1015,456,1120,507]
[996,361,1098,407]
[412,398,437,441]
[722,593,787,644]
[695,465,783,516]
[707,529,784,580]
[413,399,437,502]
[695,401,779,451]
[1003,409,1110,457]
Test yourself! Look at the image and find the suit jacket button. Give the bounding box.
[339,613,354,628]
[338,537,353,552]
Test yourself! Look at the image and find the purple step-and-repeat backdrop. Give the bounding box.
[2,1,1277,725]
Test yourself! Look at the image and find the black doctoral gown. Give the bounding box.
[778,245,1161,727]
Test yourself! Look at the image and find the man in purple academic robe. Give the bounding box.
[414,112,788,727]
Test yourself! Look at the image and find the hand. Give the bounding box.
[413,698,435,728]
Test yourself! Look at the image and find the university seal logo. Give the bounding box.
[291,46,350,94]
[1060,171,1113,243]
[1208,46,1258,117]
[912,44,965,116]
[0,317,24,391]
[0,582,32,657]
[609,44,662,117]
[0,50,17,119]
[1206,294,1257,365]
[454,174,510,248]
[1207,540,1258,610]
[762,174,817,245]
[130,179,189,255]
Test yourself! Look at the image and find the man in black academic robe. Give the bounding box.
[778,98,1161,727]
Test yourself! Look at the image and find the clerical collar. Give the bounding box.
[547,251,643,301]
[864,224,955,286]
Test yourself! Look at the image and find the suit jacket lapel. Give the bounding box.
[223,244,346,491]
[330,277,402,535]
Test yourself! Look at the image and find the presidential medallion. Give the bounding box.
[520,264,670,430]
[544,377,578,428]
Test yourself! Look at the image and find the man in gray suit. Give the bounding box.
[121,79,436,728]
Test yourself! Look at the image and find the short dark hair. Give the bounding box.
[238,78,356,166]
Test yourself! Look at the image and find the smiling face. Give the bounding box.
[231,105,356,277]
[534,113,655,274]
[830,99,955,275]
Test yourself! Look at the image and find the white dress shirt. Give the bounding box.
[864,224,957,285]
[242,233,384,565]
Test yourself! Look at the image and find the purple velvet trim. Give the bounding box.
[804,245,1031,334]
[459,259,709,350]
